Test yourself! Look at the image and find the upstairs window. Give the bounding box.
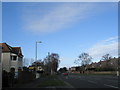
[11,56,17,61]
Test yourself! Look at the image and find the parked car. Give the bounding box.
[63,73,68,76]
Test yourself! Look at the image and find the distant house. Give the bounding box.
[69,67,76,72]
[70,58,119,73]
[88,58,118,71]
[69,66,81,73]
[88,62,98,67]
[0,43,23,72]
[31,61,44,72]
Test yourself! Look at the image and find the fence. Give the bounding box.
[18,68,36,83]
[2,67,36,88]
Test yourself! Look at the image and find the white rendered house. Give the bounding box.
[0,43,23,72]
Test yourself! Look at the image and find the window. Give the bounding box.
[11,56,17,61]
[13,56,17,60]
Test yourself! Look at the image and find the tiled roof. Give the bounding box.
[0,43,23,57]
[0,43,11,52]
[12,47,20,54]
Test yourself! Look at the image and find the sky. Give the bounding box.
[2,0,119,2]
[2,2,118,68]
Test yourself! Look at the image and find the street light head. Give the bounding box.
[37,41,42,43]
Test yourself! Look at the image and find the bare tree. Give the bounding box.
[101,54,113,70]
[101,54,112,61]
[75,52,92,73]
[74,59,81,66]
[79,53,92,66]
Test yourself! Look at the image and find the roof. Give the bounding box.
[0,43,23,57]
[0,43,11,52]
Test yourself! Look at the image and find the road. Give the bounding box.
[58,74,120,88]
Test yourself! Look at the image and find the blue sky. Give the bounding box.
[2,2,118,68]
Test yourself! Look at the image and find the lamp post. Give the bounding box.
[35,41,42,62]
[35,41,42,79]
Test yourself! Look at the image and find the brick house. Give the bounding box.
[88,58,118,71]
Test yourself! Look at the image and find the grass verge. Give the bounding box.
[37,75,66,87]
[37,80,66,87]
[70,73,117,76]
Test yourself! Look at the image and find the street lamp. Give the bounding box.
[35,41,42,62]
[35,41,42,79]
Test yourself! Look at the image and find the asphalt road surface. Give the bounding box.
[58,74,120,88]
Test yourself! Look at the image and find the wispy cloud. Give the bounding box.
[86,36,118,61]
[22,3,97,34]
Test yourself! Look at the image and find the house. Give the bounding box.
[87,62,99,70]
[69,67,76,72]
[31,61,44,72]
[69,66,81,73]
[0,43,23,72]
[88,58,118,71]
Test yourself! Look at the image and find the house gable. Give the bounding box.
[0,43,23,57]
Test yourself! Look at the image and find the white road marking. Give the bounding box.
[106,79,118,82]
[88,80,97,84]
[104,84,119,88]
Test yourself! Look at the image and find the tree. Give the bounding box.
[75,52,92,73]
[50,53,60,75]
[79,53,92,66]
[101,54,113,70]
[43,52,60,75]
[58,67,68,73]
[101,54,112,61]
[74,59,81,66]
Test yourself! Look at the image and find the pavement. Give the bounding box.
[13,77,46,88]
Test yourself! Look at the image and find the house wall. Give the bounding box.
[10,53,19,72]
[2,52,11,72]
[70,67,76,71]
[11,61,18,72]
[18,57,23,69]
[2,52,23,72]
